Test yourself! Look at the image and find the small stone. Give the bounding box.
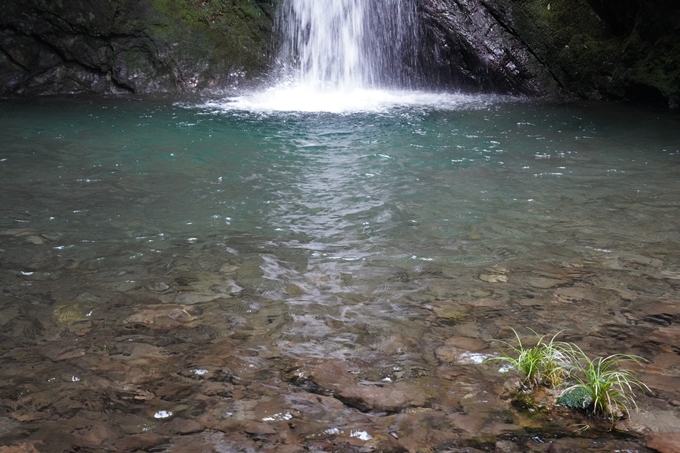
[515,298,542,306]
[169,292,221,304]
[435,345,461,363]
[432,305,469,321]
[166,418,203,435]
[0,441,42,453]
[339,381,428,412]
[148,282,170,292]
[243,421,277,435]
[444,336,488,351]
[527,277,565,289]
[553,286,594,301]
[124,305,195,330]
[480,273,508,283]
[495,440,521,453]
[41,345,86,361]
[466,297,503,307]
[113,433,166,452]
[284,284,304,297]
[25,236,45,245]
[220,265,239,274]
[76,293,100,303]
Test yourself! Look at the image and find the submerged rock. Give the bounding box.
[338,381,429,413]
[123,305,196,330]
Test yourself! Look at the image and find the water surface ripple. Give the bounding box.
[0,96,679,451]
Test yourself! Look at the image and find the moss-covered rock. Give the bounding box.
[421,0,680,107]
[1,0,677,106]
[0,0,275,95]
[508,0,680,106]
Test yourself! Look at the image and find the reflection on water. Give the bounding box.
[0,95,679,451]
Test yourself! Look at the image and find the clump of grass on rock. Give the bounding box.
[485,328,570,388]
[486,328,649,425]
[560,345,650,422]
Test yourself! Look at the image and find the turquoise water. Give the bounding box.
[1,95,679,450]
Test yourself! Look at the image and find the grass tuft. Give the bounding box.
[560,345,650,422]
[487,329,650,425]
[486,328,570,388]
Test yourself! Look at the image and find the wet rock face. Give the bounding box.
[419,0,680,106]
[2,0,678,105]
[418,0,560,96]
[0,0,274,95]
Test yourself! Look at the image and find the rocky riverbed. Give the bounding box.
[0,96,679,452]
[1,223,680,452]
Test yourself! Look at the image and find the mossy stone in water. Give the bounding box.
[558,387,593,411]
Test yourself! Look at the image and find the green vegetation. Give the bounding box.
[562,347,650,422]
[486,328,570,387]
[150,0,274,75]
[511,0,680,105]
[557,386,592,411]
[487,329,649,423]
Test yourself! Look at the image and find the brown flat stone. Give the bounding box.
[339,381,428,412]
[0,441,42,453]
[444,336,488,351]
[113,433,167,452]
[434,345,460,364]
[286,359,358,393]
[647,433,680,453]
[527,277,565,289]
[166,418,204,435]
[243,421,277,435]
[553,286,596,301]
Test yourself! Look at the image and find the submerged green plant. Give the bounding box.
[486,328,570,387]
[560,346,650,422]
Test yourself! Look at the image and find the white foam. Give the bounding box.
[198,85,504,114]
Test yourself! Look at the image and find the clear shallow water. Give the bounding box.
[0,94,679,451]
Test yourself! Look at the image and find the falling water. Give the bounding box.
[276,0,421,90]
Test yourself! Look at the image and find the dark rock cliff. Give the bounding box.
[1,0,678,107]
[419,0,680,107]
[0,0,274,95]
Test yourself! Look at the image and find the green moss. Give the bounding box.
[148,0,274,75]
[509,0,680,104]
[558,386,592,411]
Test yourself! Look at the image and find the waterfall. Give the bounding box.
[276,0,420,90]
[222,0,478,112]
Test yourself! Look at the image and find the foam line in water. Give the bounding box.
[200,85,507,114]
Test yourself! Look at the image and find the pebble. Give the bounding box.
[479,273,508,283]
[113,433,166,452]
[527,277,565,288]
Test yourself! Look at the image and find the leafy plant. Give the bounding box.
[560,346,650,422]
[486,328,570,387]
